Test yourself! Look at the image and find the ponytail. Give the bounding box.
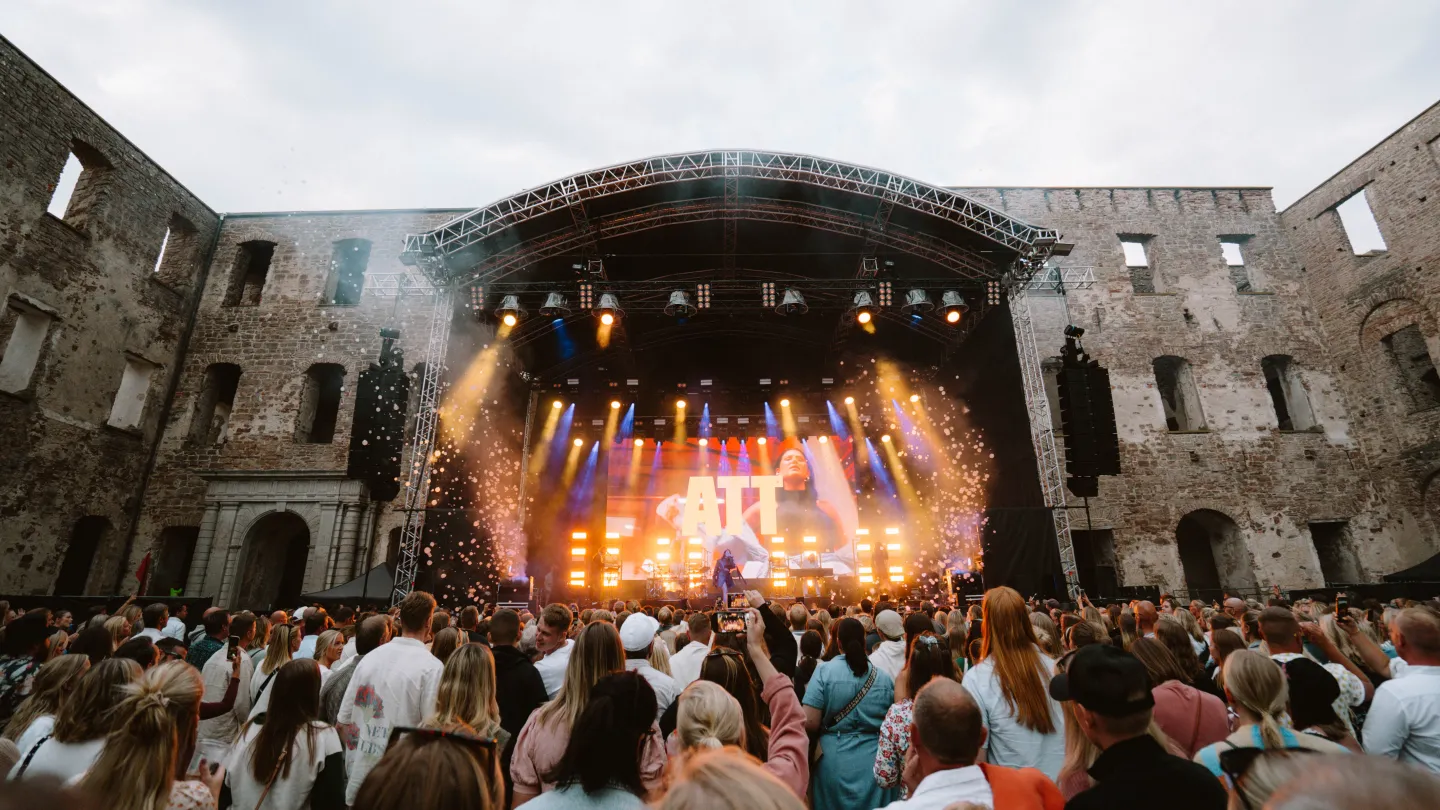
[836,617,868,677]
[79,661,203,810]
[1223,650,1289,749]
[677,681,744,752]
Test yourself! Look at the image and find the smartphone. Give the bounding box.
[726,593,748,610]
[227,636,240,661]
[1335,594,1349,616]
[717,610,746,633]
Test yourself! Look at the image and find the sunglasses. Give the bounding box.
[1218,747,1320,810]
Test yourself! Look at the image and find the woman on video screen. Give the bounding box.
[744,447,843,555]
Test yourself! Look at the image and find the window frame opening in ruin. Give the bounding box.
[1308,520,1363,585]
[234,511,311,611]
[1261,354,1317,431]
[1152,355,1206,431]
[1334,187,1387,255]
[224,240,276,307]
[1118,234,1156,294]
[189,363,242,445]
[45,141,112,230]
[0,298,55,395]
[295,363,346,444]
[1219,235,1255,292]
[1380,324,1440,412]
[1176,509,1256,600]
[108,355,157,432]
[386,526,402,565]
[1071,528,1118,597]
[149,526,200,596]
[55,515,112,595]
[325,238,372,306]
[152,214,200,289]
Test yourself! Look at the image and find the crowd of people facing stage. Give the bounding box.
[0,586,1439,810]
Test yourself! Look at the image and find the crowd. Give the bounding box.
[1,586,1439,810]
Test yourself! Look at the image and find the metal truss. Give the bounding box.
[401,150,1058,271]
[1027,265,1096,290]
[391,271,454,604]
[367,271,438,297]
[474,276,983,311]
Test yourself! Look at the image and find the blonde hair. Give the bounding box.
[425,644,504,740]
[105,615,131,645]
[648,636,673,675]
[677,681,744,752]
[533,621,624,729]
[79,662,204,810]
[1172,608,1204,643]
[2,654,89,741]
[313,629,342,664]
[262,624,297,675]
[1223,650,1288,749]
[1059,688,1178,788]
[657,747,804,810]
[1232,750,1317,809]
[1318,614,1364,669]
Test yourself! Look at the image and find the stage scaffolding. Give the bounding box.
[383,150,1078,604]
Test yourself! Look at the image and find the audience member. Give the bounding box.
[1127,638,1228,757]
[868,610,905,681]
[0,654,87,746]
[1263,752,1440,810]
[795,629,823,702]
[533,605,574,700]
[252,624,300,719]
[873,632,956,798]
[321,615,391,724]
[8,657,140,783]
[0,613,50,727]
[669,612,712,690]
[619,613,678,719]
[803,616,896,810]
[224,658,344,810]
[522,672,656,810]
[187,609,230,669]
[656,747,804,810]
[1363,606,1440,771]
[426,643,509,749]
[351,727,503,810]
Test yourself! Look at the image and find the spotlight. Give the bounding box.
[1064,324,1086,339]
[757,437,767,445]
[940,291,969,325]
[776,288,808,316]
[818,435,828,444]
[495,294,526,326]
[594,292,623,324]
[881,434,891,443]
[676,399,687,410]
[634,438,644,447]
[844,396,855,405]
[909,394,920,403]
[698,438,708,447]
[539,291,571,318]
[780,398,790,408]
[552,400,563,409]
[610,400,621,410]
[664,289,697,317]
[851,290,877,325]
[901,289,934,315]
[573,438,584,447]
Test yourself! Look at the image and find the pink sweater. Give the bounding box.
[510,709,668,797]
[759,672,810,799]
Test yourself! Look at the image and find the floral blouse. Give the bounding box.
[872,698,914,797]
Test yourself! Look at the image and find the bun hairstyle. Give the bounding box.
[79,661,204,810]
[678,680,745,752]
[836,617,868,677]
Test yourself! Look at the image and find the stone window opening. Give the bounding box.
[55,516,111,595]
[45,141,111,230]
[325,239,372,306]
[0,299,55,395]
[189,363,242,445]
[224,240,276,307]
[108,356,157,432]
[1381,324,1440,412]
[150,526,199,596]
[1309,521,1363,585]
[296,363,345,443]
[1262,355,1316,431]
[1334,188,1387,255]
[1152,355,1205,431]
[1176,509,1257,599]
[153,215,200,289]
[1220,236,1254,292]
[1119,234,1156,293]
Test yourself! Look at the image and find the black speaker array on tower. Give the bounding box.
[347,328,411,502]
[1056,327,1121,498]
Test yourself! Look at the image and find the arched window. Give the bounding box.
[55,516,111,595]
[295,363,345,443]
[189,363,242,445]
[1176,509,1256,599]
[224,240,276,306]
[1261,355,1316,431]
[1381,324,1440,411]
[1152,356,1205,431]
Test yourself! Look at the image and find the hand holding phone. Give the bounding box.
[717,610,746,633]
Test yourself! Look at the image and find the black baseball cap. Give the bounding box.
[1049,644,1155,717]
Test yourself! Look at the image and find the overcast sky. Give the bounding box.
[4,1,1438,214]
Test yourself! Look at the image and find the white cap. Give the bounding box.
[619,613,660,652]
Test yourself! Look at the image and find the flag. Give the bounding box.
[135,552,152,589]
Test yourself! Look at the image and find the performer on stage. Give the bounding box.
[712,548,739,605]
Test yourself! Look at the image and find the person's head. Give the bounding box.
[1050,644,1155,750]
[52,657,141,743]
[1223,650,1289,748]
[980,586,1056,734]
[1277,656,1342,733]
[1030,611,1061,657]
[231,610,257,646]
[619,612,660,659]
[356,614,391,656]
[547,671,657,796]
[903,612,934,650]
[1242,610,1263,644]
[202,608,230,640]
[860,597,873,615]
[488,609,520,646]
[787,603,808,631]
[536,603,573,655]
[314,628,343,666]
[78,662,204,810]
[431,627,462,665]
[263,623,299,674]
[1258,607,1302,653]
[697,645,769,762]
[1128,637,1189,685]
[0,611,50,659]
[538,620,625,729]
[1263,753,1440,810]
[352,729,503,810]
[268,609,288,627]
[114,636,159,670]
[1154,617,1204,680]
[686,611,712,645]
[655,747,805,810]
[429,643,502,739]
[1,654,89,742]
[677,679,743,753]
[1224,597,1246,619]
[907,677,986,782]
[1172,606,1204,642]
[69,624,114,665]
[1392,606,1440,665]
[141,603,169,632]
[430,611,452,636]
[246,659,323,781]
[657,606,673,627]
[1066,621,1110,651]
[1136,600,1158,632]
[1211,613,1237,633]
[399,591,437,638]
[799,629,823,661]
[836,616,869,677]
[459,605,480,631]
[302,608,328,637]
[155,637,187,664]
[904,632,957,697]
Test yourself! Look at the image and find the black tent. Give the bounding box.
[1384,552,1440,583]
[301,563,394,605]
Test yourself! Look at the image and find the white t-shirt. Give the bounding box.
[338,637,358,667]
[869,639,906,682]
[336,636,443,805]
[534,639,574,699]
[960,650,1065,780]
[8,736,105,783]
[625,659,678,718]
[669,636,711,690]
[877,764,993,810]
[250,661,285,721]
[163,616,188,641]
[1362,664,1440,772]
[198,644,253,761]
[13,715,55,761]
[297,634,318,661]
[224,720,343,810]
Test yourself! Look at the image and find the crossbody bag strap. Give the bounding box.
[1187,691,1205,754]
[825,666,878,731]
[15,733,52,779]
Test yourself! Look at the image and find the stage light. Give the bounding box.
[771,537,785,544]
[857,543,872,552]
[901,288,934,315]
[771,550,785,558]
[606,546,620,555]
[656,537,670,545]
[664,289,697,317]
[776,287,808,316]
[780,398,790,408]
[675,399,686,410]
[552,400,563,409]
[856,528,869,536]
[594,292,623,324]
[817,435,827,444]
[887,543,901,552]
[940,291,969,325]
[573,438,584,447]
[634,438,644,447]
[844,396,855,405]
[698,438,708,447]
[539,291,571,318]
[495,294,526,326]
[688,537,703,545]
[803,536,817,544]
[757,437,767,445]
[657,552,670,561]
[572,531,588,540]
[881,434,891,443]
[571,547,585,556]
[909,394,920,403]
[885,527,900,535]
[607,400,620,410]
[688,551,702,560]
[851,290,877,325]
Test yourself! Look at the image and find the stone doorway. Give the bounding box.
[234,511,311,610]
[1176,509,1257,598]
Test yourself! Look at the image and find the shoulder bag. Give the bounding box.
[811,665,878,765]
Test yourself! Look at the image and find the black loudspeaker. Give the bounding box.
[1057,337,1121,496]
[347,331,410,502]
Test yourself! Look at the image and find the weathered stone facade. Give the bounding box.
[2,32,1436,601]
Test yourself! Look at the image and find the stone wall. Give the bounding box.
[0,35,219,595]
[1280,100,1440,574]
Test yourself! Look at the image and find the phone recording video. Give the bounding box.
[717,610,746,633]
[227,636,240,660]
[726,593,748,609]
